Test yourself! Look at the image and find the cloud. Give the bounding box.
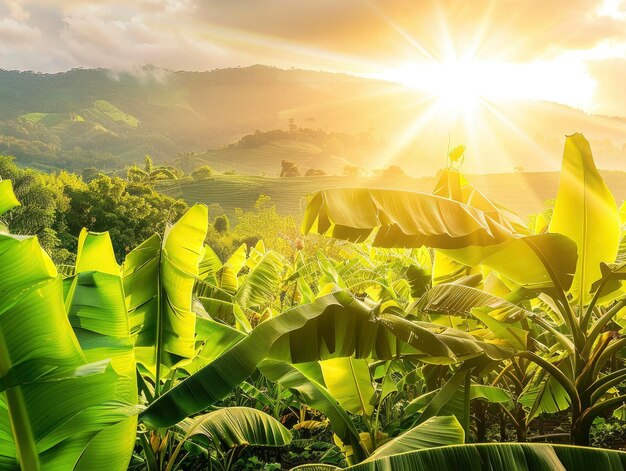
[0,17,40,43]
[0,0,626,114]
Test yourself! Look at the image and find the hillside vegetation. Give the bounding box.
[2,66,626,176]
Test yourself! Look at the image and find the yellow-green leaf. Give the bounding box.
[550,133,620,303]
[320,357,375,416]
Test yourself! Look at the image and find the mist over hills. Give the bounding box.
[1,65,625,176]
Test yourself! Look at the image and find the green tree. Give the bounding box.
[213,214,230,233]
[127,155,178,184]
[65,175,187,260]
[280,160,301,177]
[191,165,214,181]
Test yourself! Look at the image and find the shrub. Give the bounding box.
[213,214,230,233]
[305,168,327,176]
[191,165,214,181]
[280,160,301,177]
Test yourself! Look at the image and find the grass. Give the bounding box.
[19,112,49,123]
[19,101,137,130]
[88,100,140,127]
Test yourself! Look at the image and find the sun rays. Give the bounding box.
[182,1,607,179]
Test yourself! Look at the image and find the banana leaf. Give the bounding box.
[122,204,208,374]
[0,180,19,217]
[363,416,464,461]
[302,188,514,248]
[0,231,135,470]
[338,443,626,470]
[179,407,291,451]
[259,359,367,462]
[64,230,138,471]
[550,133,621,303]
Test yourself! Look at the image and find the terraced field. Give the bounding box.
[156,171,626,221]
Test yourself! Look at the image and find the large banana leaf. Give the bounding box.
[337,443,626,471]
[74,229,119,276]
[302,188,514,248]
[142,289,515,427]
[140,292,377,426]
[64,230,138,471]
[378,314,514,363]
[418,283,530,322]
[122,204,208,374]
[363,416,464,461]
[185,314,246,374]
[258,360,367,462]
[432,168,577,290]
[406,381,512,416]
[433,169,526,231]
[179,407,291,450]
[320,358,376,416]
[0,180,19,217]
[235,250,284,309]
[439,233,577,290]
[302,188,576,289]
[550,133,620,303]
[0,231,134,470]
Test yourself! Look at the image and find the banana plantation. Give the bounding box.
[4,133,626,470]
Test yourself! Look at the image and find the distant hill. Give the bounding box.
[1,66,626,175]
[156,171,626,221]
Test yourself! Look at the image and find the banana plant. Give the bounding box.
[122,203,208,395]
[195,240,284,330]
[0,182,137,470]
[302,133,626,445]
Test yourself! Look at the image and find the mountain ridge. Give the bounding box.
[1,66,625,176]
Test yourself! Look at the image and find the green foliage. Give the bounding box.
[127,156,179,184]
[281,160,301,178]
[0,156,188,263]
[206,195,306,261]
[191,165,214,181]
[6,130,626,471]
[214,214,230,233]
[65,175,187,260]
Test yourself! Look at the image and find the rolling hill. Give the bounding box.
[1,66,626,175]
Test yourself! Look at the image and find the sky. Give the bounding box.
[1,0,626,116]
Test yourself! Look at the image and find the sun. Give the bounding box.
[428,59,491,116]
[371,56,596,113]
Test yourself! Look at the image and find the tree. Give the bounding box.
[81,167,103,182]
[127,155,178,184]
[191,165,214,181]
[280,160,301,177]
[65,175,187,260]
[213,214,230,233]
[305,168,327,176]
